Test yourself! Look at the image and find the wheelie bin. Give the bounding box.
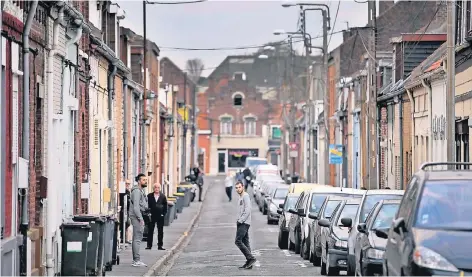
[103,215,116,271]
[164,200,175,226]
[173,193,185,213]
[72,214,106,276]
[177,182,193,207]
[167,197,177,220]
[60,222,91,276]
[112,219,120,266]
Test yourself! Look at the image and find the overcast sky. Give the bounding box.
[117,0,369,77]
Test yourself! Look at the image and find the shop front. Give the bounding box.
[217,148,259,174]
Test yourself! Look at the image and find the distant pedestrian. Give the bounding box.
[242,167,252,189]
[129,173,149,267]
[146,183,167,250]
[225,172,234,201]
[234,181,257,269]
[192,163,204,202]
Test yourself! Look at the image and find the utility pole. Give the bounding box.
[322,9,329,186]
[182,73,188,179]
[141,0,148,174]
[367,0,378,189]
[446,0,456,167]
[190,84,197,167]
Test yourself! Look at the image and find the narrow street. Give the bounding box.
[165,176,321,276]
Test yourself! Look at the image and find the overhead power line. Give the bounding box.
[328,0,341,47]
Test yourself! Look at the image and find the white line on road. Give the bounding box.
[254,260,261,267]
[282,250,292,256]
[295,261,308,268]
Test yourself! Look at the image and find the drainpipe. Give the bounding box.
[65,20,83,216]
[399,96,404,189]
[123,80,129,179]
[108,65,117,213]
[406,89,415,172]
[20,1,38,275]
[0,0,4,242]
[422,78,433,161]
[46,4,64,276]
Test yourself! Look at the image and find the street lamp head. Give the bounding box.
[273,29,286,35]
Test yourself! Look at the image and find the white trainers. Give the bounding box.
[132,260,147,267]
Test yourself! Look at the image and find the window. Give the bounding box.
[284,195,299,211]
[233,95,243,106]
[310,194,329,213]
[359,194,404,222]
[274,188,288,199]
[244,118,256,135]
[336,204,360,226]
[323,200,342,218]
[370,204,400,230]
[220,117,232,135]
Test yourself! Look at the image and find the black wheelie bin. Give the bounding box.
[61,222,91,276]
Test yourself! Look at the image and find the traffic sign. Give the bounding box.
[289,143,298,151]
[329,144,343,164]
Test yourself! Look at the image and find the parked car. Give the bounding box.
[253,173,282,201]
[266,186,289,224]
[255,178,284,206]
[286,185,332,255]
[382,162,472,276]
[353,199,400,276]
[319,198,361,275]
[346,189,404,275]
[309,189,366,266]
[277,192,300,249]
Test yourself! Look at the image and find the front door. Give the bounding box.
[218,150,227,174]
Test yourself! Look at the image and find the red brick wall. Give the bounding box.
[4,34,13,238]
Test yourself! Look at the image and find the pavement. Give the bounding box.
[112,178,212,276]
[164,176,323,276]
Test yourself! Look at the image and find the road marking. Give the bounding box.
[254,260,261,267]
[295,261,308,268]
[282,250,292,256]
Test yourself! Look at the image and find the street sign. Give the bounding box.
[329,144,343,164]
[289,143,298,151]
[290,151,298,158]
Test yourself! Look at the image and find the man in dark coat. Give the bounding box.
[146,183,168,250]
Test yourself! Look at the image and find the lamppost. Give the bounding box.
[282,2,331,185]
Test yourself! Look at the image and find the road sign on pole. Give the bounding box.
[329,144,343,164]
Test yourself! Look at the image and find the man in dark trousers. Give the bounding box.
[192,163,204,202]
[146,183,167,250]
[119,180,131,244]
[242,167,252,189]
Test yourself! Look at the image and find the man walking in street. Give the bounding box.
[225,171,233,201]
[146,183,167,250]
[242,167,252,190]
[234,181,257,269]
[129,173,149,267]
[192,163,204,202]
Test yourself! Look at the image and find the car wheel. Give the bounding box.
[278,230,288,249]
[294,231,301,254]
[321,259,327,275]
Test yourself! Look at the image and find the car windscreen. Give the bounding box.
[247,159,267,167]
[310,194,329,213]
[360,194,403,222]
[323,200,342,218]
[284,196,299,211]
[274,188,288,199]
[336,204,360,226]
[371,203,399,230]
[415,180,472,230]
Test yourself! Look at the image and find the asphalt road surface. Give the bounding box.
[165,176,322,276]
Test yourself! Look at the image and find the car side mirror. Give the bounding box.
[341,218,352,228]
[308,212,318,220]
[297,208,306,217]
[393,217,406,234]
[288,208,296,214]
[375,229,389,239]
[318,219,330,227]
[357,223,367,233]
[279,203,284,209]
[277,208,283,215]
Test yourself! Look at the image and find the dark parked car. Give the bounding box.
[277,193,300,249]
[309,193,365,266]
[346,189,404,275]
[266,186,289,224]
[319,198,361,275]
[353,199,400,276]
[382,162,472,276]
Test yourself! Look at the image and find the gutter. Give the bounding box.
[20,1,39,275]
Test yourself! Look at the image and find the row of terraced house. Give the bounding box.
[287,0,472,189]
[0,1,197,275]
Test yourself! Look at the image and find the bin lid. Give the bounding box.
[179,181,192,185]
[174,193,185,196]
[178,184,193,188]
[167,197,176,200]
[73,214,105,222]
[167,201,175,206]
[61,222,91,229]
